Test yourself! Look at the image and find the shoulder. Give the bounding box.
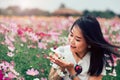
[82,52,91,62]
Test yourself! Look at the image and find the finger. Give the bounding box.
[54,53,62,59]
[54,59,68,67]
[49,52,54,56]
[49,53,58,59]
[49,55,58,63]
[55,53,64,59]
[54,53,59,57]
[48,54,67,67]
[49,57,56,63]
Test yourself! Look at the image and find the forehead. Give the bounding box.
[71,25,83,35]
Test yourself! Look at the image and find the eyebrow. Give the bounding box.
[70,31,82,39]
[76,36,82,39]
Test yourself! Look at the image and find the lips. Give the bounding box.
[70,45,76,48]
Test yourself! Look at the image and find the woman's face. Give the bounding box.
[68,25,88,54]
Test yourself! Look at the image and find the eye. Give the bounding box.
[70,33,73,37]
[76,39,80,42]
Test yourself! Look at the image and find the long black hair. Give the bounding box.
[70,15,120,76]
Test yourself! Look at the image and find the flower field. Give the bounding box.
[0,16,120,80]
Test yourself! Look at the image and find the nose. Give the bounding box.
[70,37,75,45]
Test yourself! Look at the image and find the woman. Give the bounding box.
[48,15,120,80]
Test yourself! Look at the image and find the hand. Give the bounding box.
[48,53,74,72]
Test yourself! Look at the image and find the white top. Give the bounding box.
[51,45,106,80]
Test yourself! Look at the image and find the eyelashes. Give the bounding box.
[69,34,81,42]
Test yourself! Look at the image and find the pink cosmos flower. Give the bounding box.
[38,42,47,49]
[107,54,118,67]
[21,36,27,43]
[28,45,36,49]
[36,32,47,39]
[1,61,11,72]
[26,68,39,76]
[5,36,13,46]
[8,36,15,42]
[17,28,25,36]
[0,70,4,80]
[9,23,18,33]
[40,77,47,80]
[48,31,60,42]
[7,72,17,79]
[0,24,9,34]
[18,77,25,80]
[112,54,118,66]
[26,32,39,42]
[0,61,19,77]
[10,61,15,67]
[4,77,11,80]
[25,27,33,32]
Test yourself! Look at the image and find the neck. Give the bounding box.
[75,51,87,59]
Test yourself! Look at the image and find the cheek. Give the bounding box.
[76,42,87,51]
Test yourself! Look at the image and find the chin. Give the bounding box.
[70,48,76,53]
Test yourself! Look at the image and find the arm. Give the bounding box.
[48,53,81,80]
[48,67,62,80]
[89,75,103,80]
[68,67,81,80]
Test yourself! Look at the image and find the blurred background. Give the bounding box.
[0,0,120,17]
[0,0,120,80]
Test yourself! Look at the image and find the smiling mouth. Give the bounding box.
[70,45,76,48]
